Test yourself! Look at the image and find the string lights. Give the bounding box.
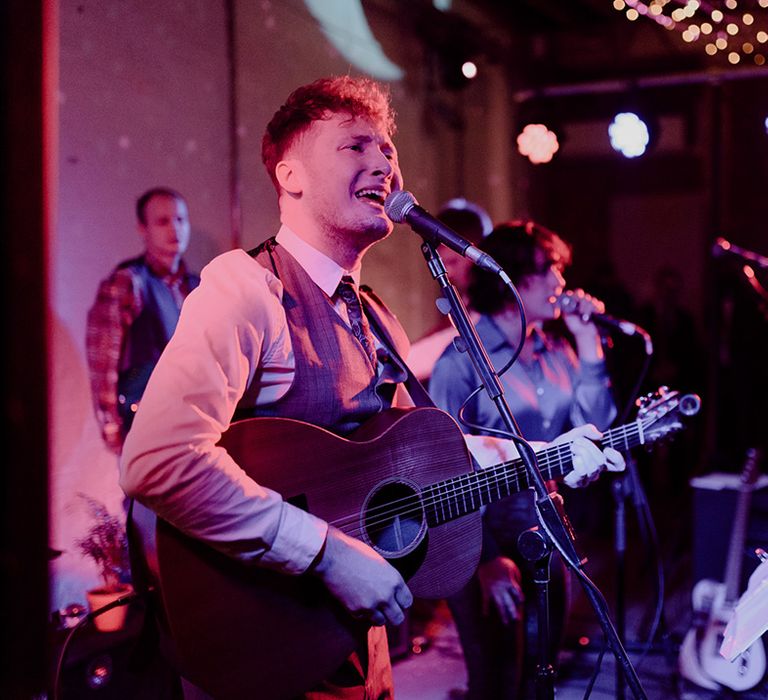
[614,0,768,65]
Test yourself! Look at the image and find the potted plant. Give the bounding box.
[75,495,132,632]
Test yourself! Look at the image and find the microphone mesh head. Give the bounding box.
[384,191,417,223]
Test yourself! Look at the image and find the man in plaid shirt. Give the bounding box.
[85,187,199,454]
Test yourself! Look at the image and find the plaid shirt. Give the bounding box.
[85,256,196,454]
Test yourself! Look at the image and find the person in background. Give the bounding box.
[407,197,492,383]
[86,187,199,455]
[430,220,618,699]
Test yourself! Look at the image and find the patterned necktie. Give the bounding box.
[336,276,378,369]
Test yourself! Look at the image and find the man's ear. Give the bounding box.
[275,158,304,196]
[136,222,148,244]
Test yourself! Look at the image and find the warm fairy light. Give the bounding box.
[618,1,768,63]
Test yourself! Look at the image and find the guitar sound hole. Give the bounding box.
[362,480,426,557]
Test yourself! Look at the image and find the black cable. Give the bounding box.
[616,342,653,426]
[454,273,527,437]
[53,589,146,700]
[583,639,608,700]
[608,336,671,681]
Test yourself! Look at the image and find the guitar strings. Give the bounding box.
[330,421,648,540]
[327,442,574,537]
[330,422,647,538]
[331,419,648,534]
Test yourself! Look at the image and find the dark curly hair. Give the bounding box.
[468,220,572,315]
[262,76,396,192]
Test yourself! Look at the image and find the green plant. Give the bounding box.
[75,495,130,590]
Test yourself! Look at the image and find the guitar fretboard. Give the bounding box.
[423,419,648,526]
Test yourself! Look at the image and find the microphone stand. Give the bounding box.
[419,241,647,700]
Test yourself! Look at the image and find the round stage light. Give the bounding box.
[516,123,560,164]
[608,112,650,158]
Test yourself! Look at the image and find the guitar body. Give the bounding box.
[679,579,731,691]
[698,601,766,691]
[680,578,766,691]
[679,448,766,692]
[150,407,483,699]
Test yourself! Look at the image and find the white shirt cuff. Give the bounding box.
[259,502,328,574]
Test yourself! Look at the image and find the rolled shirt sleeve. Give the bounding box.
[120,250,327,574]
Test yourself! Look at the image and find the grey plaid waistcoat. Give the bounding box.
[239,239,410,436]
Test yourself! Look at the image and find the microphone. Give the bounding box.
[384,191,503,274]
[712,237,768,270]
[557,294,653,354]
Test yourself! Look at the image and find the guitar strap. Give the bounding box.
[360,286,436,410]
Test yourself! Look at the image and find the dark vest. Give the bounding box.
[117,256,200,428]
[240,239,409,436]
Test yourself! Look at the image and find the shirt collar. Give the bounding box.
[483,314,550,356]
[275,224,361,297]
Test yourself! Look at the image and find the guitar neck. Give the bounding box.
[424,420,645,526]
[723,485,754,603]
[722,449,762,604]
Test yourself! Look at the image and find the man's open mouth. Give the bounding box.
[355,188,386,206]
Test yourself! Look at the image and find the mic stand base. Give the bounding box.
[518,525,556,700]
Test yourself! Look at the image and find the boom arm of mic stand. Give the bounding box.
[419,240,648,700]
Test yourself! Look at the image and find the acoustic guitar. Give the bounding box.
[132,388,700,699]
[679,447,766,691]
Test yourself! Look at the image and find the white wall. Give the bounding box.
[51,0,232,608]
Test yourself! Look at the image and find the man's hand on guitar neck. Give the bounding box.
[310,525,414,627]
[556,424,625,488]
[465,424,625,488]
